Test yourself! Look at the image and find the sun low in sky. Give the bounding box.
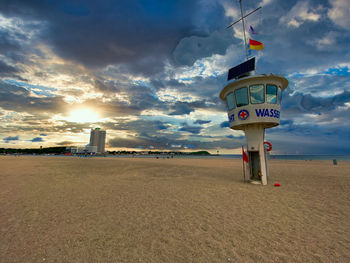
[66,108,102,123]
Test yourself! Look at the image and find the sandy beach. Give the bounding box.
[0,156,349,262]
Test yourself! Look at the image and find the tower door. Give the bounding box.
[249,151,261,181]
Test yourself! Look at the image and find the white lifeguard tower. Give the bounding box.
[220,70,288,185]
[221,0,288,185]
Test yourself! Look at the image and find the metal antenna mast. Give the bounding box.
[227,0,261,61]
[239,0,248,60]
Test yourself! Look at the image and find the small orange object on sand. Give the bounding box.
[274,183,280,187]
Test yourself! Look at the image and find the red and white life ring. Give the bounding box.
[264,141,272,152]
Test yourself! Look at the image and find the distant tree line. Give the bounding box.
[0,147,67,155]
[0,147,211,156]
[107,150,211,156]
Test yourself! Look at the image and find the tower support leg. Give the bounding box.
[244,124,268,185]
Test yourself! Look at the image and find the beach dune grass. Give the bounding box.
[1,156,350,262]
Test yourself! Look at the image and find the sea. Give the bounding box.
[9,153,350,161]
[171,154,350,161]
[219,154,350,161]
[109,154,350,161]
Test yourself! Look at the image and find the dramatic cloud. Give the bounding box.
[108,134,244,151]
[0,0,349,154]
[30,137,44,142]
[0,0,216,74]
[2,87,60,111]
[328,0,350,28]
[179,123,203,134]
[56,141,74,146]
[173,29,233,66]
[279,1,321,28]
[194,120,211,125]
[0,60,18,75]
[3,135,19,143]
[220,121,230,128]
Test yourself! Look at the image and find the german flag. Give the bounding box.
[249,39,264,50]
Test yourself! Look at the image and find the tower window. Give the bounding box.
[235,87,249,107]
[249,84,264,104]
[226,92,235,110]
[266,84,277,104]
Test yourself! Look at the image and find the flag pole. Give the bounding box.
[226,6,262,29]
[239,0,249,60]
[226,1,262,60]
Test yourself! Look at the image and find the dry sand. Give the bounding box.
[0,156,349,263]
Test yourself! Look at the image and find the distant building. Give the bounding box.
[67,146,88,154]
[67,146,77,153]
[89,128,106,153]
[86,145,97,153]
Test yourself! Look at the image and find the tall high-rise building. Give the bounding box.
[89,128,106,153]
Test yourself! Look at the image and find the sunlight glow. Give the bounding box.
[67,108,101,123]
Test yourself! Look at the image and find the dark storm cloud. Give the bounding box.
[267,120,350,155]
[251,0,350,75]
[282,90,350,114]
[299,91,350,112]
[0,29,24,78]
[280,119,293,126]
[116,56,172,77]
[286,74,350,103]
[93,80,167,115]
[226,134,244,139]
[168,99,219,116]
[56,141,74,146]
[126,84,164,112]
[267,87,350,154]
[149,76,225,108]
[0,30,21,53]
[0,80,66,114]
[94,78,222,117]
[94,79,119,94]
[220,121,230,128]
[179,123,202,134]
[177,76,228,109]
[0,60,18,74]
[0,17,43,74]
[148,75,225,114]
[150,78,187,90]
[30,137,44,142]
[0,118,92,135]
[0,0,225,73]
[103,118,237,150]
[194,119,211,125]
[173,29,233,66]
[0,0,349,155]
[0,28,25,62]
[3,135,19,143]
[274,118,350,138]
[169,102,194,115]
[280,89,350,128]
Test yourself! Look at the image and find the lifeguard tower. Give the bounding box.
[220,61,288,185]
[221,0,288,185]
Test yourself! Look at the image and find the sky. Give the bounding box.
[0,0,349,154]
